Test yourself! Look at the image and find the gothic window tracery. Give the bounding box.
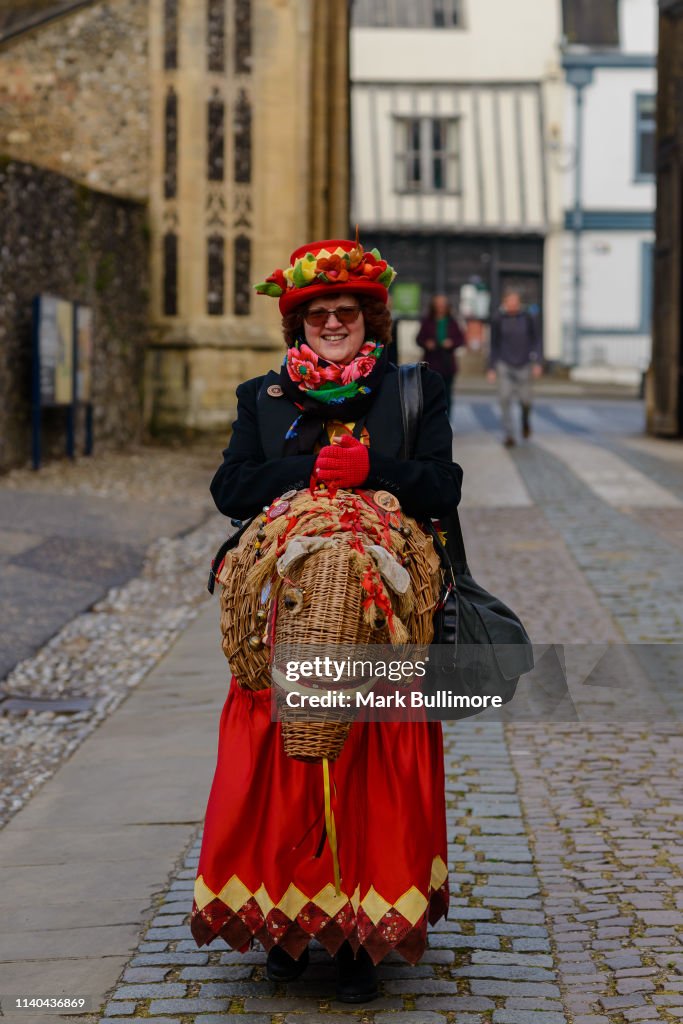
[158,0,253,320]
[207,0,225,72]
[235,0,252,73]
[164,87,178,199]
[164,0,178,68]
[234,234,251,316]
[208,234,225,315]
[208,91,225,182]
[234,89,252,184]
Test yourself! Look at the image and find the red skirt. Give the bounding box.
[190,680,449,965]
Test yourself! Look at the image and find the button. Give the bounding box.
[267,384,284,398]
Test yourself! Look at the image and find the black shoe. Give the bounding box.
[266,943,309,982]
[335,941,379,1003]
[503,435,516,448]
[521,404,531,439]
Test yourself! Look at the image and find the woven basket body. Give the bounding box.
[217,488,441,760]
[271,541,381,762]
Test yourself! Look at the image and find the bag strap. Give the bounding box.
[446,503,469,578]
[397,362,469,576]
[397,363,424,459]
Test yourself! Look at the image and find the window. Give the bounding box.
[353,0,462,29]
[234,89,252,184]
[163,232,178,316]
[207,91,225,181]
[164,87,178,199]
[394,117,460,193]
[562,0,618,46]
[163,0,178,69]
[432,0,457,27]
[234,0,252,73]
[207,235,225,316]
[635,94,656,179]
[234,235,252,316]
[207,0,225,72]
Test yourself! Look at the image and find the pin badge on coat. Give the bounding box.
[373,490,401,513]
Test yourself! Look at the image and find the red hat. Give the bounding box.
[254,235,397,316]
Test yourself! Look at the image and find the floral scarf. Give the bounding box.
[279,339,387,455]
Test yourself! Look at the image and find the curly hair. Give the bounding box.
[282,295,392,349]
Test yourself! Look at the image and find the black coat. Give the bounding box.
[210,363,463,521]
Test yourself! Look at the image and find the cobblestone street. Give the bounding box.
[2,395,683,1024]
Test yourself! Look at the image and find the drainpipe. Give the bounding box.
[566,63,594,366]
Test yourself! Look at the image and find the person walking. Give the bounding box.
[487,288,543,446]
[190,235,463,1003]
[416,294,465,416]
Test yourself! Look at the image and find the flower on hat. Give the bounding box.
[253,233,398,309]
[254,268,287,297]
[292,254,318,287]
[269,269,287,290]
[316,253,349,282]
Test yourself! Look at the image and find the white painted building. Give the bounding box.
[561,0,657,376]
[350,0,565,362]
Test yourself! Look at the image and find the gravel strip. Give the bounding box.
[1,442,220,507]
[0,516,226,829]
[0,442,228,829]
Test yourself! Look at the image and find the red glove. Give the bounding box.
[314,435,370,488]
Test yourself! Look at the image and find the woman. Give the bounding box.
[416,294,466,417]
[190,237,463,1003]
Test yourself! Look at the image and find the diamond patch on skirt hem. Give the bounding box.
[189,856,449,966]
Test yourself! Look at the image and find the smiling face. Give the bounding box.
[302,292,366,365]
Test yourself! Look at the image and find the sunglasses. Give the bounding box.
[303,305,362,327]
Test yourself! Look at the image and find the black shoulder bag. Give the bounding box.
[398,364,534,720]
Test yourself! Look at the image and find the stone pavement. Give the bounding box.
[0,444,217,680]
[1,396,683,1024]
[0,601,226,1024]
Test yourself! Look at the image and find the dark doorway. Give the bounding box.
[370,231,544,319]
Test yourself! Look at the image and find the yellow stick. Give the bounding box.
[322,757,341,896]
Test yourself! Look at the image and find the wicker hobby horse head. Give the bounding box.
[217,487,442,762]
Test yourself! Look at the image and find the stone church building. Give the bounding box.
[0,0,349,470]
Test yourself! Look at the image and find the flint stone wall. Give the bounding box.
[0,158,149,472]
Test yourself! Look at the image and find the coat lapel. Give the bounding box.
[256,367,404,460]
[256,371,300,459]
[364,368,404,458]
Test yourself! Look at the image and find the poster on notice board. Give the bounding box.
[36,295,74,405]
[76,305,93,403]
